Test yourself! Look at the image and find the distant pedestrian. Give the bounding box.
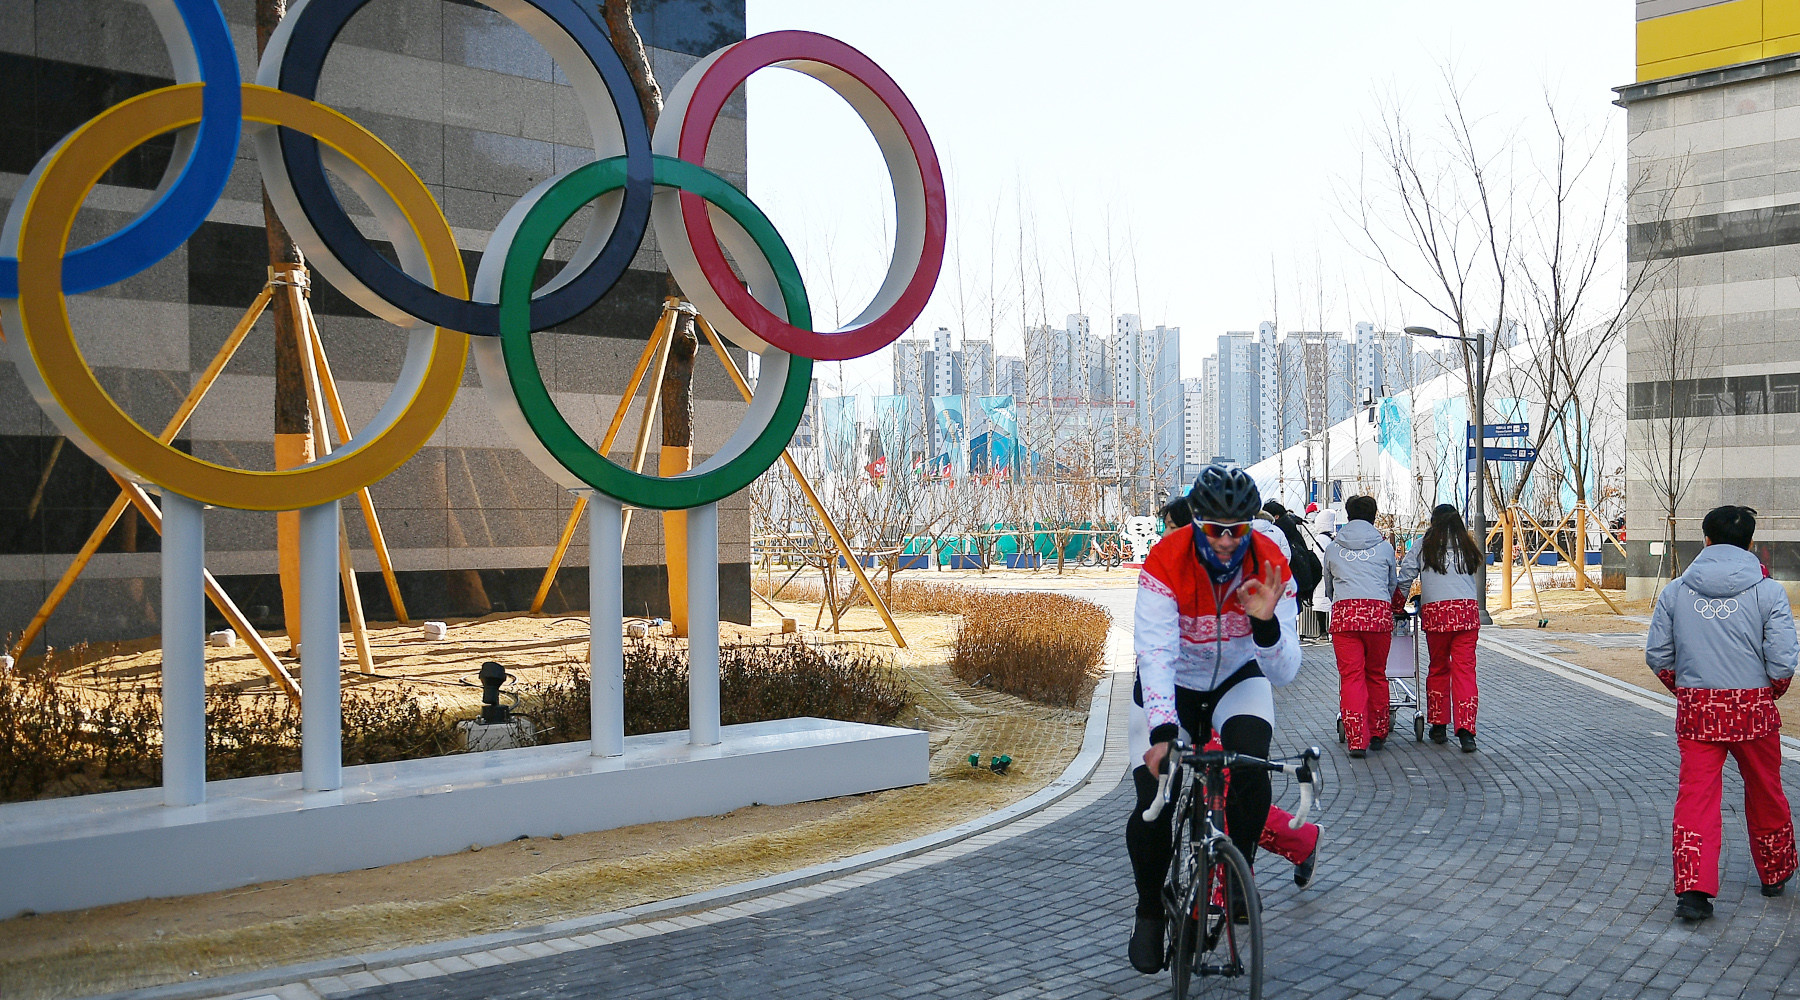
[1646,505,1798,923]
[1396,504,1483,752]
[1322,495,1398,757]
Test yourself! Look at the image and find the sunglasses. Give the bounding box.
[1198,520,1252,540]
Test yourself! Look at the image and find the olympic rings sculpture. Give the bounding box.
[1,0,945,513]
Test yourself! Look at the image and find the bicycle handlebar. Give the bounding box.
[1138,743,1323,826]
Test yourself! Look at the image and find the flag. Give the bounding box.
[865,454,888,484]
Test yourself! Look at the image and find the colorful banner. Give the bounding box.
[871,394,910,470]
[819,395,858,471]
[978,394,1015,472]
[932,395,965,471]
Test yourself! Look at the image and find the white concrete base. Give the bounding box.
[0,717,928,916]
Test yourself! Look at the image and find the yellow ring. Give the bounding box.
[9,84,467,511]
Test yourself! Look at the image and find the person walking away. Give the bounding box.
[1646,505,1797,922]
[1396,504,1484,752]
[1322,495,1397,757]
[1127,466,1300,972]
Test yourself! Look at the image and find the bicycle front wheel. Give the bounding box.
[1172,839,1262,1000]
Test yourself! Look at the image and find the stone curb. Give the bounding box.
[83,659,1126,1000]
[1479,632,1800,759]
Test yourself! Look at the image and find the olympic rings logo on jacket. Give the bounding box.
[1695,598,1740,620]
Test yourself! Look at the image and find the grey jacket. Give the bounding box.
[1646,544,1798,691]
[1395,542,1481,605]
[1322,520,1397,603]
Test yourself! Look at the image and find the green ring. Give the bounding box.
[498,155,813,510]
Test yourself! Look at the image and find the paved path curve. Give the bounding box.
[294,590,1800,1000]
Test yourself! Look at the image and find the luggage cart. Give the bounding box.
[1387,607,1427,742]
[1334,608,1428,743]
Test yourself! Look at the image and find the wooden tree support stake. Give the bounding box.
[530,302,679,614]
[696,315,908,650]
[9,284,301,700]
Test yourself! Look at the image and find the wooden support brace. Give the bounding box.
[291,292,376,674]
[530,304,677,614]
[8,285,302,700]
[696,315,908,649]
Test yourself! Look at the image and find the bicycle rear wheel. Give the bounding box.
[1172,839,1262,1000]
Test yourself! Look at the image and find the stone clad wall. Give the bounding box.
[0,0,753,652]
[1620,59,1800,598]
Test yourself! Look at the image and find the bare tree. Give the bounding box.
[1635,257,1717,586]
[1343,70,1517,516]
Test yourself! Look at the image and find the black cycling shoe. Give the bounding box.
[1457,729,1477,753]
[1129,915,1164,973]
[1429,723,1448,744]
[1347,747,1367,759]
[1294,831,1320,888]
[1763,878,1789,897]
[1369,736,1386,752]
[1676,891,1714,922]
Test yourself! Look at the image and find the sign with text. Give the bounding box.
[1465,422,1529,442]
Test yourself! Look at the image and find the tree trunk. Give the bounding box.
[258,0,315,653]
[601,2,704,634]
[659,313,697,634]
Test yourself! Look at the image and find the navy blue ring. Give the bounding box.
[271,0,652,335]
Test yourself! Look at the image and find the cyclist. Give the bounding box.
[1127,465,1301,973]
[1150,495,1324,884]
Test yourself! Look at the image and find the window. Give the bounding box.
[1730,375,1768,415]
[1690,378,1727,416]
[1771,374,1800,413]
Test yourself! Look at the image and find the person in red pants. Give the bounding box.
[1322,495,1397,758]
[1397,504,1484,752]
[1646,505,1798,923]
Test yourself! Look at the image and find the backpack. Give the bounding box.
[1272,514,1323,601]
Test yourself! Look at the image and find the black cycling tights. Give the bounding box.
[1125,712,1273,918]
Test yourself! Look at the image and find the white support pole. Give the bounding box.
[300,501,342,791]
[590,493,624,757]
[687,502,720,746]
[160,492,206,807]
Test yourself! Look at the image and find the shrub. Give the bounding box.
[521,638,909,742]
[951,592,1111,707]
[755,576,976,616]
[0,666,463,803]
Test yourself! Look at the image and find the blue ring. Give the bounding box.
[269,0,652,336]
[0,0,240,297]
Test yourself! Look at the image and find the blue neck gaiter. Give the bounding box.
[1194,531,1250,586]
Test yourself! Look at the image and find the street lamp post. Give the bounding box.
[1405,325,1492,625]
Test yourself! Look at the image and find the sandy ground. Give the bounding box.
[1,590,1100,999]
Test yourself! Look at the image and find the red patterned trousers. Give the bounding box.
[1259,804,1320,865]
[1333,630,1393,750]
[1673,733,1798,895]
[1424,628,1480,734]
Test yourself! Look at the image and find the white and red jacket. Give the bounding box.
[1134,527,1302,734]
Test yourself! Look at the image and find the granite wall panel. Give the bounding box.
[0,0,755,652]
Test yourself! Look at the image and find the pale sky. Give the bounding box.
[741,1,1636,397]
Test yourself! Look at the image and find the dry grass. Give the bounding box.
[0,642,1093,999]
[757,575,981,616]
[951,592,1111,707]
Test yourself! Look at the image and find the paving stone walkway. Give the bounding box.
[269,592,1800,1000]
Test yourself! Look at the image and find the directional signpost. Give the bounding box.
[1465,422,1532,512]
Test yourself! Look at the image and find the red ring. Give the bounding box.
[674,31,945,361]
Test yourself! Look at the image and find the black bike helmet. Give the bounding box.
[1186,465,1262,523]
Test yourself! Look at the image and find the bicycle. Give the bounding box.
[1142,741,1322,1000]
